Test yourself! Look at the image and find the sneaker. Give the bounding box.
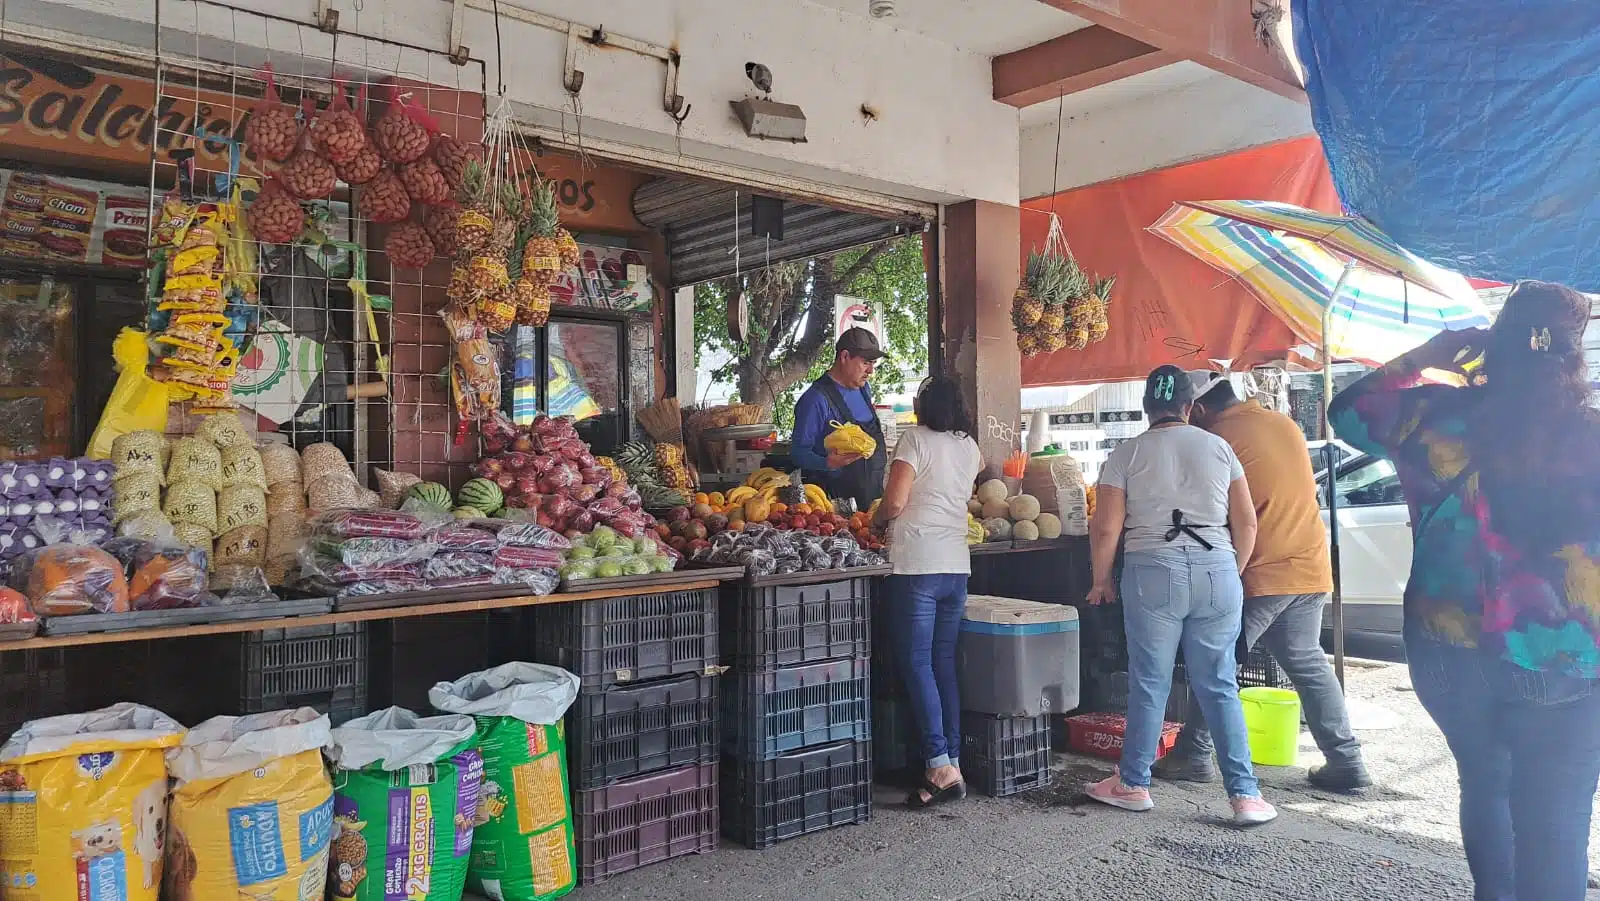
[1151,752,1218,783]
[1085,770,1154,812]
[1308,763,1372,793]
[1230,795,1278,826]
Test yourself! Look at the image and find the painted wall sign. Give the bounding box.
[516,148,649,233]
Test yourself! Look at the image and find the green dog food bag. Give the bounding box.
[326,707,485,901]
[430,662,580,901]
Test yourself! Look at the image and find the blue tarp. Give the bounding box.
[1293,1,1600,290]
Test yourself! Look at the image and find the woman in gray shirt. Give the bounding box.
[1083,365,1276,825]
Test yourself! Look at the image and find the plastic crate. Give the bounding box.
[723,657,870,760]
[871,694,920,787]
[238,622,368,725]
[569,674,718,789]
[722,740,872,850]
[960,711,1052,797]
[0,648,67,741]
[575,761,718,884]
[721,575,871,669]
[369,612,498,711]
[1064,713,1181,761]
[68,636,233,725]
[532,589,718,690]
[1173,645,1289,691]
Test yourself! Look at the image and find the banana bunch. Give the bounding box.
[736,480,834,513]
[803,483,834,513]
[726,486,758,505]
[745,467,791,490]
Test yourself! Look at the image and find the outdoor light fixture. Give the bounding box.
[732,61,806,142]
[869,0,896,18]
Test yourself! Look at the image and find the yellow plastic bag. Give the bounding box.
[0,702,186,901]
[823,420,877,458]
[88,329,171,461]
[164,709,334,901]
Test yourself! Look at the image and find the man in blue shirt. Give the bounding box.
[791,328,889,510]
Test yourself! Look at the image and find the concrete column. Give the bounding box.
[674,286,696,402]
[940,200,1022,477]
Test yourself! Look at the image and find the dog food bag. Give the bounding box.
[164,708,334,901]
[0,702,185,901]
[429,663,580,901]
[326,707,484,901]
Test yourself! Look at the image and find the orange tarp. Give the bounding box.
[1020,136,1340,387]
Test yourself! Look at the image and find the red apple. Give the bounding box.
[512,435,536,453]
[494,472,516,491]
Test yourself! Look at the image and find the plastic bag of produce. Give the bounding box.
[111,470,164,524]
[195,412,251,449]
[493,523,570,549]
[214,524,267,568]
[301,442,352,485]
[823,419,877,458]
[267,483,307,514]
[164,479,218,535]
[165,709,334,901]
[326,707,485,901]
[116,508,173,540]
[308,473,370,511]
[374,468,422,509]
[0,703,185,901]
[492,567,561,595]
[313,509,427,540]
[217,484,268,532]
[220,443,268,490]
[171,520,214,549]
[307,534,435,569]
[16,539,130,616]
[129,540,212,610]
[260,441,303,487]
[429,663,580,901]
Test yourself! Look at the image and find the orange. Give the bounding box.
[694,492,710,505]
[772,503,788,516]
[794,503,812,516]
[709,492,726,507]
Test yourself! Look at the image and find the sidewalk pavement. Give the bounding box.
[481,660,1600,900]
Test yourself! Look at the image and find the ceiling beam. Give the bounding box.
[993,26,1180,107]
[1036,0,1304,101]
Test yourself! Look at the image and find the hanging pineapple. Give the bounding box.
[453,161,494,256]
[1012,285,1042,330]
[504,189,554,328]
[555,226,580,269]
[521,178,564,285]
[1087,275,1114,344]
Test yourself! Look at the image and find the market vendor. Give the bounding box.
[790,327,889,510]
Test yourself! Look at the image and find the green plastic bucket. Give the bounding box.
[1240,686,1301,766]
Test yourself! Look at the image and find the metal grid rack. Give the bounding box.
[146,5,488,485]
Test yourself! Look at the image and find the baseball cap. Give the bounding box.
[836,327,885,361]
[1187,369,1229,399]
[1143,364,1194,406]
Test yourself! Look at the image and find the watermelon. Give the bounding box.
[453,506,488,519]
[406,481,453,511]
[458,477,504,513]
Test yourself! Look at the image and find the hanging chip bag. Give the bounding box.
[164,708,335,901]
[429,663,580,901]
[0,703,186,901]
[325,708,485,901]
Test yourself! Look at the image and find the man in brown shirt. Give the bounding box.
[1152,372,1369,791]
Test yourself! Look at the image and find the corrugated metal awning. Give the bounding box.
[633,177,924,289]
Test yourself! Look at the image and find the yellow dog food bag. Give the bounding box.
[0,702,186,901]
[163,708,333,901]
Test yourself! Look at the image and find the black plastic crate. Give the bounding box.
[68,636,234,725]
[0,648,67,741]
[575,761,718,884]
[531,589,718,690]
[961,711,1052,798]
[1173,645,1289,691]
[238,622,368,725]
[722,575,871,669]
[722,740,872,850]
[723,657,870,759]
[369,612,503,711]
[871,693,920,788]
[569,674,718,789]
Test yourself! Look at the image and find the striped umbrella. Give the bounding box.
[1149,200,1490,364]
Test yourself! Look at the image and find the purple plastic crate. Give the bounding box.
[575,761,718,883]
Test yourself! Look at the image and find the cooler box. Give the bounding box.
[957,595,1079,717]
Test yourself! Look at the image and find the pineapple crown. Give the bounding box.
[1024,247,1090,306]
[527,177,560,237]
[457,160,487,206]
[1093,275,1116,305]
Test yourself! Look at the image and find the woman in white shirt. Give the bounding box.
[872,374,984,808]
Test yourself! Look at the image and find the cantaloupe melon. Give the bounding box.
[967,498,985,517]
[980,499,1011,520]
[1008,494,1040,522]
[976,479,1009,505]
[1013,520,1040,541]
[1035,512,1062,539]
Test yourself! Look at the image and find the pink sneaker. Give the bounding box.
[1085,770,1154,812]
[1231,794,1278,826]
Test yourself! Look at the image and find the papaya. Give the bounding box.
[744,498,771,523]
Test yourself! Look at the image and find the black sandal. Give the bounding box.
[906,778,967,809]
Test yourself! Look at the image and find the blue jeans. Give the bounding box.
[1408,631,1600,901]
[1120,547,1259,798]
[885,573,968,769]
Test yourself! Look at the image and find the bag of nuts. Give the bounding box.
[372,92,436,164]
[310,78,369,164]
[244,65,300,163]
[247,181,305,244]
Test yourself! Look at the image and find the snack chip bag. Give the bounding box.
[164,708,334,901]
[822,420,877,458]
[0,703,185,901]
[429,663,580,901]
[326,708,484,901]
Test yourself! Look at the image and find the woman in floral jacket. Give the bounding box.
[1330,280,1600,901]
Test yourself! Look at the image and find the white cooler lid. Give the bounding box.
[963,595,1080,626]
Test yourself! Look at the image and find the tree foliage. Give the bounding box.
[692,235,928,433]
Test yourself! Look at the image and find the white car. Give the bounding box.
[1308,438,1359,477]
[1317,453,1410,641]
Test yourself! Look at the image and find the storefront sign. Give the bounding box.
[0,168,147,267]
[515,148,649,233]
[0,56,248,172]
